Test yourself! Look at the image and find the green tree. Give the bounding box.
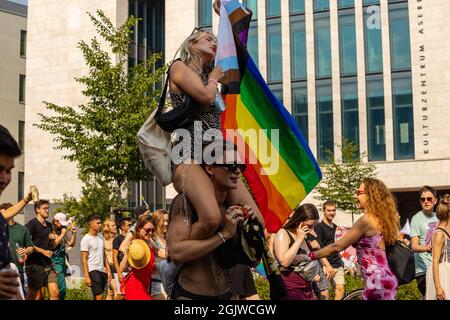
[35,10,166,203]
[315,140,377,225]
[52,174,119,231]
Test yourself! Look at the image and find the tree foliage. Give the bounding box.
[315,140,377,224]
[52,174,120,231]
[35,10,166,192]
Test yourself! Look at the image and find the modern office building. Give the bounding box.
[24,0,450,226]
[0,0,27,224]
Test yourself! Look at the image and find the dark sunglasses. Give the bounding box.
[420,197,434,203]
[214,163,246,173]
[142,227,154,233]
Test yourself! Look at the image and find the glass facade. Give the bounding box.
[338,11,357,76]
[392,73,414,160]
[269,83,283,104]
[363,0,380,5]
[244,0,258,15]
[314,13,332,78]
[127,0,166,209]
[290,0,305,14]
[341,78,359,151]
[129,0,165,68]
[20,30,26,57]
[266,0,281,17]
[338,0,354,9]
[18,121,25,151]
[19,74,25,103]
[389,3,411,71]
[267,19,283,82]
[247,26,259,67]
[290,16,307,80]
[366,75,386,161]
[314,0,329,12]
[18,172,24,202]
[364,7,383,73]
[198,0,212,28]
[316,79,334,162]
[292,82,308,142]
[245,0,259,67]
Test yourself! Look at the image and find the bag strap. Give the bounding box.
[157,58,182,113]
[435,227,450,239]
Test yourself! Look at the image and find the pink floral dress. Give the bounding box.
[355,233,398,300]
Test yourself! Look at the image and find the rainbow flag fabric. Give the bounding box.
[217,0,322,232]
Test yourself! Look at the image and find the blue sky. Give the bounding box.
[9,0,27,5]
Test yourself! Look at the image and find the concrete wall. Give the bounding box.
[25,0,128,202]
[0,2,27,224]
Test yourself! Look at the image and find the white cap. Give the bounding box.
[53,212,70,227]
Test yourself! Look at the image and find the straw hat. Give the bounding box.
[128,239,151,269]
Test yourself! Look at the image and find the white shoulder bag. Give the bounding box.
[425,228,450,300]
[137,69,173,187]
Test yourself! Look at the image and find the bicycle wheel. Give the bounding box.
[343,289,365,300]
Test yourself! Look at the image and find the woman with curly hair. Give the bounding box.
[308,178,399,300]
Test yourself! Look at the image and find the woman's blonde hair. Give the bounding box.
[363,178,399,245]
[152,209,169,237]
[436,194,450,221]
[178,29,216,74]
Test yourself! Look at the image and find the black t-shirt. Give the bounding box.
[0,213,11,269]
[25,218,53,266]
[112,234,125,265]
[315,221,343,268]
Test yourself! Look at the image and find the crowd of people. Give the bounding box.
[2,124,450,301]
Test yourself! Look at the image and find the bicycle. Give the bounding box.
[342,288,365,300]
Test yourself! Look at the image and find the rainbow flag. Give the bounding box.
[217,0,322,232]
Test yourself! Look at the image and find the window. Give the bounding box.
[267,20,283,82]
[19,75,26,103]
[18,121,25,151]
[18,172,24,202]
[247,26,259,67]
[292,82,308,142]
[20,30,26,57]
[338,0,354,9]
[269,83,283,104]
[366,75,386,161]
[266,0,281,18]
[339,11,357,76]
[314,13,332,78]
[363,8,383,73]
[290,16,307,80]
[198,0,212,29]
[389,3,411,71]
[243,0,258,18]
[128,0,165,68]
[290,0,305,14]
[363,0,379,5]
[392,73,414,160]
[341,78,359,152]
[316,79,333,162]
[314,0,329,12]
